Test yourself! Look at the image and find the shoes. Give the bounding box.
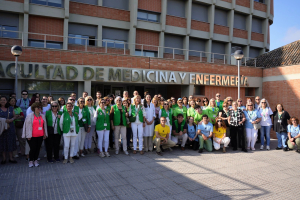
[156,151,163,156]
[251,148,255,151]
[69,158,74,164]
[28,161,34,168]
[242,149,248,152]
[276,147,282,150]
[266,146,270,150]
[260,145,264,150]
[80,153,85,157]
[37,158,41,161]
[115,150,119,155]
[105,152,110,157]
[34,160,39,167]
[9,159,17,164]
[1,160,6,164]
[283,147,288,151]
[47,159,54,163]
[223,147,226,153]
[169,148,173,151]
[63,159,68,164]
[124,150,129,155]
[296,149,300,153]
[73,156,80,160]
[181,147,185,151]
[83,149,88,154]
[99,152,105,157]
[232,148,237,151]
[55,158,60,162]
[160,146,164,152]
[14,154,19,158]
[198,148,203,153]
[127,146,132,150]
[140,151,144,155]
[133,150,137,154]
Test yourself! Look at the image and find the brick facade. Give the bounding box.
[69,2,130,22]
[251,32,264,42]
[204,86,246,104]
[138,0,161,12]
[221,0,232,3]
[254,1,267,12]
[135,29,159,51]
[214,24,229,36]
[233,28,248,39]
[28,15,64,42]
[236,0,250,8]
[166,15,187,28]
[191,20,210,32]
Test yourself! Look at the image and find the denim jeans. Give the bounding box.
[260,125,271,146]
[276,132,287,148]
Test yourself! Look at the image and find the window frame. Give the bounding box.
[135,50,158,57]
[30,0,64,8]
[137,10,160,23]
[0,25,18,39]
[28,39,63,49]
[102,39,126,49]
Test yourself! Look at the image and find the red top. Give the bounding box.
[32,115,44,137]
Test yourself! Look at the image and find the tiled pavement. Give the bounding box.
[1,139,299,200]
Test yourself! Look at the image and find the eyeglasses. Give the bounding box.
[247,105,253,107]
[261,102,266,104]
[37,107,42,109]
[216,95,220,97]
[101,102,106,104]
[69,99,75,101]
[22,93,28,95]
[203,100,208,102]
[255,99,260,100]
[217,120,222,123]
[87,99,92,101]
[80,101,85,103]
[228,100,232,101]
[52,105,58,108]
[291,120,296,122]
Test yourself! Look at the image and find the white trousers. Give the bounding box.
[85,125,95,149]
[63,135,77,159]
[73,127,86,156]
[171,133,188,147]
[213,137,231,150]
[97,130,109,152]
[246,128,258,148]
[131,122,144,151]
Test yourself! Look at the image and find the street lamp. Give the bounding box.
[233,50,244,99]
[11,45,22,95]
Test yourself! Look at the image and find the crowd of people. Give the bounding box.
[0,90,299,168]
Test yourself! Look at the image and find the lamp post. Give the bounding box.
[11,45,23,95]
[233,50,244,99]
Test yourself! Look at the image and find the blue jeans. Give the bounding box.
[260,125,271,146]
[276,132,287,148]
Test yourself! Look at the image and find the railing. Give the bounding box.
[0,30,257,67]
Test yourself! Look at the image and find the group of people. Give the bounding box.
[0,90,299,168]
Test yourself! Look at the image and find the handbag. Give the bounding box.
[15,121,24,129]
[47,116,57,135]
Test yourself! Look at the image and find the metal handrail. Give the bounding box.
[0,29,257,66]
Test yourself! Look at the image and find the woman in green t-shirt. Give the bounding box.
[206,98,219,124]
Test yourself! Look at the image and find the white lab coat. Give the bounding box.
[143,103,156,137]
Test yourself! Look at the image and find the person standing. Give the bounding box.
[130,95,146,154]
[85,96,96,154]
[237,98,246,111]
[82,91,88,99]
[187,116,198,150]
[0,96,18,164]
[273,103,290,151]
[16,90,31,118]
[70,93,78,106]
[95,99,111,157]
[122,91,129,101]
[215,93,224,111]
[244,102,261,150]
[45,101,62,163]
[254,96,261,110]
[218,103,230,138]
[143,94,156,152]
[22,102,48,167]
[123,99,132,150]
[60,102,79,164]
[182,97,189,109]
[94,91,102,107]
[206,98,219,124]
[173,98,187,122]
[131,91,139,105]
[187,99,196,118]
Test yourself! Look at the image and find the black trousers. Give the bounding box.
[230,126,245,150]
[27,137,43,161]
[45,134,61,160]
[109,130,114,149]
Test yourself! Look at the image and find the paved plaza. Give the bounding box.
[0,139,299,200]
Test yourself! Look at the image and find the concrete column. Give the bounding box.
[183,36,189,60]
[228,10,234,43]
[186,0,192,36]
[97,25,102,47]
[24,0,29,13]
[206,39,212,63]
[250,0,254,14]
[266,0,271,17]
[225,42,231,65]
[98,0,103,6]
[181,85,194,97]
[263,18,269,49]
[208,4,215,40]
[159,32,165,58]
[84,81,92,95]
[244,45,250,59]
[161,0,167,32]
[63,18,69,50]
[64,0,69,18]
[78,82,84,97]
[23,13,29,47]
[128,0,138,55]
[232,0,236,9]
[246,14,252,45]
[18,14,24,41]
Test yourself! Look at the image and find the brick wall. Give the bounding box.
[204,86,246,103]
[221,0,232,3]
[236,0,250,8]
[69,2,130,22]
[6,0,24,2]
[254,1,267,12]
[166,15,187,28]
[263,65,300,77]
[270,0,274,15]
[214,24,229,35]
[138,0,161,12]
[0,38,22,46]
[251,32,264,42]
[28,15,64,42]
[233,28,248,39]
[135,29,159,51]
[163,53,185,60]
[191,20,209,32]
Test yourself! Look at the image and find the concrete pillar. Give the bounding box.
[263,18,269,49]
[186,0,192,36]
[183,36,189,60]
[250,0,254,14]
[225,42,231,65]
[63,18,69,50]
[232,0,236,9]
[128,0,138,55]
[208,4,215,40]
[181,85,194,97]
[64,0,69,18]
[161,0,167,32]
[244,45,250,59]
[84,81,92,95]
[159,32,165,58]
[98,0,103,6]
[78,82,84,97]
[246,14,252,45]
[97,25,102,47]
[23,13,29,47]
[228,10,234,43]
[206,39,212,63]
[18,14,24,41]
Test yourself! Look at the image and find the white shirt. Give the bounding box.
[258,107,273,126]
[144,103,156,121]
[41,104,51,115]
[130,105,146,124]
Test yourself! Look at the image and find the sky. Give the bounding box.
[270,0,300,50]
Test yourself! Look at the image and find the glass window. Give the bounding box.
[102,39,125,49]
[30,0,63,8]
[68,34,89,45]
[25,81,50,91]
[254,0,264,3]
[135,50,157,57]
[51,82,75,91]
[137,12,148,20]
[29,40,44,48]
[1,26,18,38]
[29,40,62,49]
[137,11,159,22]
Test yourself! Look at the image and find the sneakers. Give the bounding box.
[63,159,68,164]
[99,152,105,158]
[223,147,226,153]
[69,158,74,164]
[115,150,119,155]
[266,146,270,150]
[124,150,129,155]
[283,147,289,151]
[105,152,110,157]
[29,161,34,168]
[275,147,282,150]
[80,153,85,157]
[34,160,39,167]
[156,151,163,156]
[260,145,264,150]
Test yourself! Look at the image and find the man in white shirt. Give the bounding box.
[82,91,88,99]
[70,93,78,106]
[41,96,51,114]
[131,90,139,104]
[94,91,102,106]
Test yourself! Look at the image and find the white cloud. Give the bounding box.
[283,26,300,44]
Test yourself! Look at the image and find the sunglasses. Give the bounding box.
[52,105,58,108]
[217,120,222,123]
[261,102,266,104]
[164,104,168,105]
[256,99,260,100]
[203,100,208,102]
[22,93,28,95]
[238,101,242,102]
[69,99,75,101]
[228,100,232,101]
[101,102,106,104]
[80,101,85,103]
[178,101,183,103]
[216,95,220,97]
[87,99,92,101]
[247,105,253,107]
[196,101,201,102]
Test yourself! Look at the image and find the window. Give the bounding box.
[254,0,264,3]
[189,38,206,57]
[137,11,159,22]
[29,40,62,49]
[252,18,263,33]
[0,25,18,38]
[103,0,129,10]
[167,0,185,18]
[70,0,97,5]
[215,9,228,26]
[68,23,97,46]
[191,3,208,22]
[234,13,246,30]
[68,34,89,45]
[164,34,183,54]
[135,50,157,57]
[30,0,64,8]
[102,39,125,49]
[212,41,226,59]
